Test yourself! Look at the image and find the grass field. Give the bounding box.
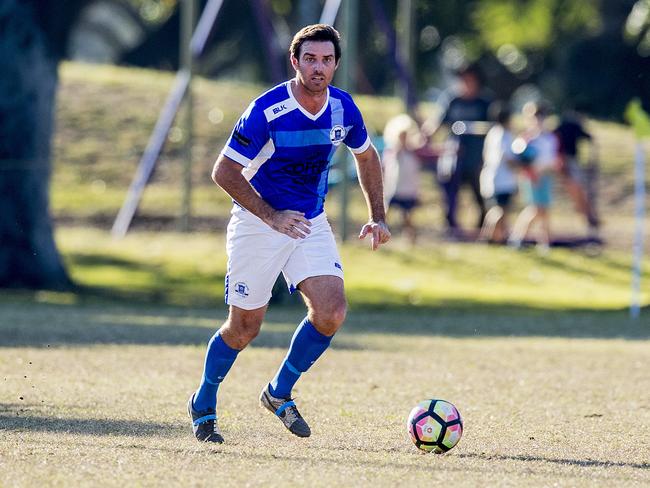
[2,300,649,487]
[2,62,649,486]
[2,226,649,486]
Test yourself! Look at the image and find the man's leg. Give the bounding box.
[439,168,461,232]
[468,171,487,228]
[269,276,346,397]
[261,275,346,437]
[194,304,266,410]
[190,305,266,442]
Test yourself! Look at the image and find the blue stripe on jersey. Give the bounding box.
[222,82,369,219]
[330,96,344,127]
[273,129,331,147]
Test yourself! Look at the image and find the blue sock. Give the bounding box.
[269,318,333,398]
[193,331,239,412]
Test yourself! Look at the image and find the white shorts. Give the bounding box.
[224,207,344,310]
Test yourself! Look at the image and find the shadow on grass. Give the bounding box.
[1,295,648,349]
[458,452,650,471]
[340,304,650,340]
[0,299,363,349]
[65,252,226,307]
[0,403,177,437]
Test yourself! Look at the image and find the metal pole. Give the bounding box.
[112,0,225,238]
[180,0,196,232]
[337,0,358,242]
[320,0,342,25]
[630,142,646,319]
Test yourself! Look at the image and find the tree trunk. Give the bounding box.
[0,0,72,290]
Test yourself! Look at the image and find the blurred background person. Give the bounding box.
[478,104,518,244]
[509,103,559,253]
[383,114,425,245]
[422,64,492,239]
[554,108,601,236]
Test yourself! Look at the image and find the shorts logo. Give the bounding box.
[334,262,343,270]
[330,125,346,146]
[234,282,249,298]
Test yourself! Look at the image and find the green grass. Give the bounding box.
[1,301,649,487]
[53,226,648,310]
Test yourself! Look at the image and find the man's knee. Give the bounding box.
[310,299,347,336]
[222,313,263,349]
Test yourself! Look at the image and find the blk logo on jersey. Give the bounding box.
[272,104,288,115]
[330,125,346,146]
[234,282,249,298]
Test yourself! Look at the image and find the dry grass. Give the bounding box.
[1,303,649,487]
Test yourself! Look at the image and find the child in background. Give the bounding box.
[509,102,559,253]
[479,104,518,243]
[382,114,424,245]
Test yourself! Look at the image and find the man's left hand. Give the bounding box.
[359,220,391,251]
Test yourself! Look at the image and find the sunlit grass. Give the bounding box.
[55,226,648,310]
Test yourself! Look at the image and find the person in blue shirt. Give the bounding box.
[188,24,391,443]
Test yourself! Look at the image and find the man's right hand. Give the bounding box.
[267,210,312,239]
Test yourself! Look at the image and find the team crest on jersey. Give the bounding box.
[330,125,346,146]
[234,282,249,298]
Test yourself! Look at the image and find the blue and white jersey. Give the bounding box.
[221,81,371,219]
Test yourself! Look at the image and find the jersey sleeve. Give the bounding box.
[221,101,270,166]
[344,101,371,154]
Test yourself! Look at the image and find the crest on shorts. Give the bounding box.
[234,282,249,298]
[330,125,346,146]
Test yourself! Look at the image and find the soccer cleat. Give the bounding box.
[187,393,224,443]
[260,385,311,438]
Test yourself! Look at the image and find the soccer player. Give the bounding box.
[188,24,391,443]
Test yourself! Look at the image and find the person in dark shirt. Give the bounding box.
[554,110,600,232]
[423,64,492,237]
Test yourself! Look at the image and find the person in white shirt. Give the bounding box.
[383,114,424,244]
[479,105,518,243]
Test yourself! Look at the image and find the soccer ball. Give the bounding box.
[407,399,463,453]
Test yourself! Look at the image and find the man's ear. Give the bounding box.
[290,55,299,70]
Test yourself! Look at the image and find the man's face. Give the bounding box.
[291,40,338,94]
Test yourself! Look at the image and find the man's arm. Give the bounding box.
[353,144,391,250]
[212,155,311,239]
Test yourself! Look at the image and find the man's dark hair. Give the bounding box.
[290,24,341,62]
